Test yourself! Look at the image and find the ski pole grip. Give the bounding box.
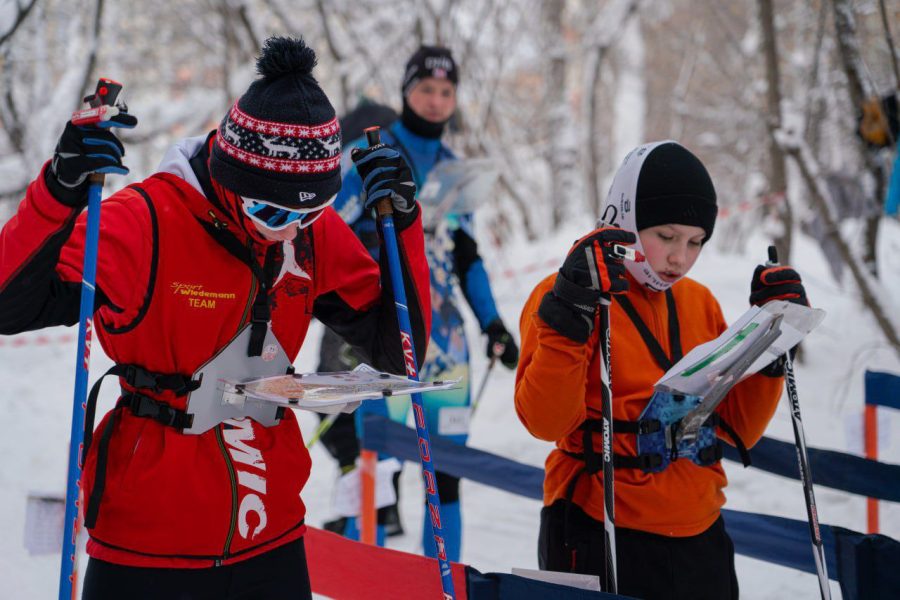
[86,78,123,187]
[767,245,779,267]
[363,126,395,218]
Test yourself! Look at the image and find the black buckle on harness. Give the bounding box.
[251,303,270,323]
[123,364,161,392]
[636,419,661,435]
[697,443,724,466]
[125,394,193,429]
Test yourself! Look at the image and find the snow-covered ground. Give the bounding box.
[1,216,898,599]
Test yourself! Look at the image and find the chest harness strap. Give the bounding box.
[189,141,280,358]
[82,362,199,529]
[560,291,750,505]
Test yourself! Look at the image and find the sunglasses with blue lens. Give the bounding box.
[240,196,334,231]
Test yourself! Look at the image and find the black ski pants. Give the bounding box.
[538,500,739,600]
[82,537,313,600]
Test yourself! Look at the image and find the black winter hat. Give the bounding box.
[210,37,341,209]
[401,45,458,97]
[635,143,718,243]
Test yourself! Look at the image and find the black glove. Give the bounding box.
[484,319,519,369]
[351,144,418,230]
[749,265,809,307]
[750,264,808,377]
[538,227,636,343]
[45,112,137,207]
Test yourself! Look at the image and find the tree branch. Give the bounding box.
[0,0,39,48]
[775,128,900,360]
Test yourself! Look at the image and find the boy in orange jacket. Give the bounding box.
[515,141,809,599]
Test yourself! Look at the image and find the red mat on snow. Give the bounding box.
[306,526,468,599]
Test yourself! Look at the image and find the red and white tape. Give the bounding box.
[0,333,76,348]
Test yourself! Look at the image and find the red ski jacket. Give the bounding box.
[0,136,431,567]
[515,273,783,538]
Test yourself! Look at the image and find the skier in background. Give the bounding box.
[0,37,430,599]
[515,141,811,599]
[324,45,519,562]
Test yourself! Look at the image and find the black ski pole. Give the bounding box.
[470,352,498,417]
[767,246,831,600]
[598,294,617,594]
[584,240,618,594]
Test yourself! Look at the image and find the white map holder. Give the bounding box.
[656,300,826,399]
[218,363,460,414]
[417,158,499,229]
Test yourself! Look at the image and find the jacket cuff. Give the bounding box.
[42,162,90,208]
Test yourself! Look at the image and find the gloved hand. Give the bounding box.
[749,265,809,307]
[45,112,138,207]
[538,226,636,343]
[484,319,519,369]
[351,144,418,230]
[750,264,808,377]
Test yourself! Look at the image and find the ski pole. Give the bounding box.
[598,293,617,594]
[470,354,497,417]
[767,246,831,600]
[306,412,339,449]
[364,127,455,599]
[59,78,125,600]
[587,231,624,594]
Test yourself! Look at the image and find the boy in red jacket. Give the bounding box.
[0,37,430,600]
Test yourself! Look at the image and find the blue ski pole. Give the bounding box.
[364,127,455,599]
[59,78,127,600]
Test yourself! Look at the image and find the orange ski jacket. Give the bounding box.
[515,272,783,537]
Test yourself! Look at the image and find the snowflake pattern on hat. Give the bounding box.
[216,103,342,175]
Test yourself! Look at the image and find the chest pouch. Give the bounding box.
[183,323,291,435]
[633,391,722,473]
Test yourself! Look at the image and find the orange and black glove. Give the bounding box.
[538,227,636,343]
[750,264,809,376]
[749,265,809,307]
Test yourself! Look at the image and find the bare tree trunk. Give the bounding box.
[803,1,829,149]
[877,0,900,91]
[542,0,575,229]
[758,0,793,263]
[776,130,900,361]
[586,45,607,217]
[582,0,640,218]
[314,0,350,113]
[831,0,882,277]
[78,0,106,109]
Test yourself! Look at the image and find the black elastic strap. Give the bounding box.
[614,289,682,371]
[83,364,198,459]
[84,408,118,529]
[716,416,752,467]
[82,363,199,528]
[190,138,279,357]
[248,244,279,357]
[194,219,277,357]
[119,393,194,429]
[611,418,661,435]
[83,366,118,461]
[561,448,663,471]
[665,289,683,363]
